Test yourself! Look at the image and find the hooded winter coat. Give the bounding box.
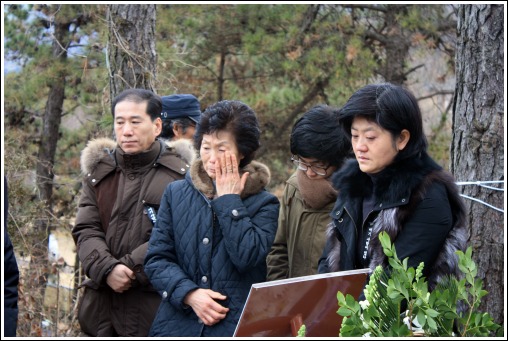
[72,137,195,336]
[318,152,468,293]
[144,159,280,337]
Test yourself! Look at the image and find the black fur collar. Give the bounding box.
[332,152,442,204]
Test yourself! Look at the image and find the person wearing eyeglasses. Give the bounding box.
[266,105,351,281]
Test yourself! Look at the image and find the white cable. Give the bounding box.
[459,194,504,213]
[456,181,503,191]
[456,181,504,213]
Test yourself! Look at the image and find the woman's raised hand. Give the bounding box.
[215,151,249,197]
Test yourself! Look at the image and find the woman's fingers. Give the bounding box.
[220,152,237,176]
[216,152,245,196]
[224,151,236,174]
[225,151,232,172]
[230,153,238,174]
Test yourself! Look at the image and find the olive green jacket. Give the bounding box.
[266,172,335,281]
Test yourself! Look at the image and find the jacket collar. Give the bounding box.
[161,138,196,166]
[332,151,442,206]
[81,138,163,175]
[115,141,161,172]
[189,159,271,199]
[80,138,197,176]
[80,137,117,175]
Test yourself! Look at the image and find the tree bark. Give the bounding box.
[378,5,411,85]
[452,4,504,326]
[217,50,226,101]
[36,15,71,211]
[107,4,157,102]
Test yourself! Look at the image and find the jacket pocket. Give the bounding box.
[78,287,113,336]
[78,277,100,290]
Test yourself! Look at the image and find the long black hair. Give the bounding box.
[339,83,428,161]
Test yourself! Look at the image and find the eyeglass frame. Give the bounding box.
[290,155,330,176]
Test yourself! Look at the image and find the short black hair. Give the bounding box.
[290,104,351,168]
[194,100,260,168]
[111,88,162,121]
[338,83,428,161]
[161,117,196,139]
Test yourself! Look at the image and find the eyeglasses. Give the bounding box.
[291,156,329,176]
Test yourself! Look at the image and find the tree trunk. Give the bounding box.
[379,5,411,85]
[36,17,70,212]
[107,4,157,102]
[32,9,74,331]
[452,4,504,326]
[217,50,226,101]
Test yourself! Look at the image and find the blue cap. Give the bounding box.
[161,94,201,123]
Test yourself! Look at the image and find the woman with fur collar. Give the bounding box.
[318,83,468,295]
[144,100,280,337]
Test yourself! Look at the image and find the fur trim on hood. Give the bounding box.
[80,137,117,175]
[163,138,197,166]
[189,159,271,199]
[80,137,196,175]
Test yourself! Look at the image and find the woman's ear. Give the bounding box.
[397,129,410,151]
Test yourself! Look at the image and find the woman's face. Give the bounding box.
[351,116,409,174]
[200,130,242,179]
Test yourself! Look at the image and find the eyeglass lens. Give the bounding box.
[292,159,327,176]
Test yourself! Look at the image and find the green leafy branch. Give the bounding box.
[336,231,501,337]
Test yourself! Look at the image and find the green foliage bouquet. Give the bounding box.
[336,231,501,337]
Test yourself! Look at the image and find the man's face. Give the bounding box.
[173,122,196,141]
[114,100,162,154]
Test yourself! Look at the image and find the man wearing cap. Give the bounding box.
[160,94,202,141]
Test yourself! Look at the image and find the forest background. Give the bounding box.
[2,3,505,337]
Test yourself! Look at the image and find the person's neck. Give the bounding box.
[116,141,160,170]
[366,165,393,187]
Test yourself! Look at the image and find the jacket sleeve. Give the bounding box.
[392,183,454,270]
[72,179,120,285]
[144,185,199,310]
[266,183,291,281]
[4,229,19,337]
[118,242,150,285]
[317,236,332,273]
[211,192,280,273]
